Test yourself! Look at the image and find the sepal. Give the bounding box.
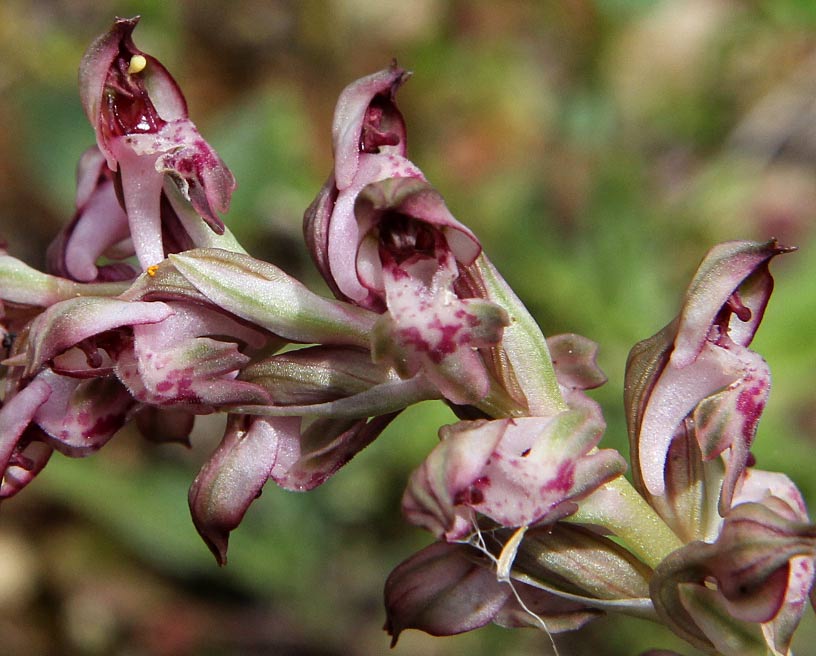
[459,255,566,416]
[169,249,377,347]
[511,523,652,606]
[332,62,410,190]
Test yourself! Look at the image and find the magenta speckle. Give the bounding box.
[736,384,766,441]
[399,326,431,352]
[542,461,575,494]
[427,317,461,359]
[473,476,490,489]
[454,476,490,506]
[156,380,174,392]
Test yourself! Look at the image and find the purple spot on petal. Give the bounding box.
[84,413,125,439]
[736,385,766,441]
[542,461,575,495]
[454,476,491,506]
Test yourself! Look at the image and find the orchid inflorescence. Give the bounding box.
[1,17,814,655]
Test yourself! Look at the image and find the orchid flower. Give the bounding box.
[79,16,236,269]
[622,239,816,654]
[625,240,793,513]
[305,67,512,407]
[401,406,625,542]
[650,502,816,656]
[360,178,508,406]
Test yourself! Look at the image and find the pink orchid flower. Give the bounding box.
[79,17,235,268]
[625,240,793,511]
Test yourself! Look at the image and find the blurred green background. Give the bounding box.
[1,1,815,654]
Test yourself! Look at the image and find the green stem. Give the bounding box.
[566,476,683,569]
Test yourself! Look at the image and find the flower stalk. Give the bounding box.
[567,476,685,569]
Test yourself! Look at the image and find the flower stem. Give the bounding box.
[566,476,683,569]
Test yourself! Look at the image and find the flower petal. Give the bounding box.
[25,297,174,375]
[0,378,52,473]
[672,240,792,369]
[403,409,625,540]
[270,413,398,491]
[547,333,607,392]
[32,370,133,455]
[402,418,505,541]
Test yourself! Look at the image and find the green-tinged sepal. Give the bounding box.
[506,523,655,620]
[169,248,377,347]
[461,254,566,416]
[0,252,127,306]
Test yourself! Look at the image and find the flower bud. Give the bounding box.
[188,414,300,564]
[650,502,816,655]
[383,541,596,645]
